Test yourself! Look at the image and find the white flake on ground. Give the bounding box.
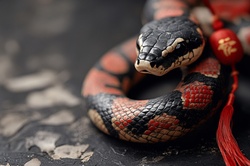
[52,144,89,160]
[81,151,94,163]
[0,112,41,137]
[140,156,165,165]
[26,85,80,108]
[24,158,41,166]
[26,132,94,163]
[25,131,60,152]
[0,163,11,166]
[4,70,57,92]
[0,113,28,137]
[40,110,75,125]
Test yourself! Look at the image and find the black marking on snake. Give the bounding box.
[126,72,225,136]
[93,47,136,92]
[126,91,183,135]
[93,63,123,92]
[114,46,137,79]
[150,43,191,69]
[86,93,122,138]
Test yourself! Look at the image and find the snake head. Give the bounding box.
[135,16,205,76]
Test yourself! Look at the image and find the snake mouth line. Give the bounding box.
[140,69,150,74]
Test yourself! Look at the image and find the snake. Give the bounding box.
[82,0,249,143]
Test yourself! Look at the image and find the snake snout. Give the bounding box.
[135,54,166,76]
[135,58,151,74]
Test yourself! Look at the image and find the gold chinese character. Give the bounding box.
[218,37,237,56]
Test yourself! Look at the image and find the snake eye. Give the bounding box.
[175,42,188,56]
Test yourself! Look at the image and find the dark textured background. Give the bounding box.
[0,1,249,165]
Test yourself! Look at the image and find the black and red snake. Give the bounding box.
[82,0,250,143]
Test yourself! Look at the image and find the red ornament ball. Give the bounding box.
[210,29,243,65]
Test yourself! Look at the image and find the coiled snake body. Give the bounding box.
[82,0,248,143]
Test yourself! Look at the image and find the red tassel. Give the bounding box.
[216,66,250,166]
